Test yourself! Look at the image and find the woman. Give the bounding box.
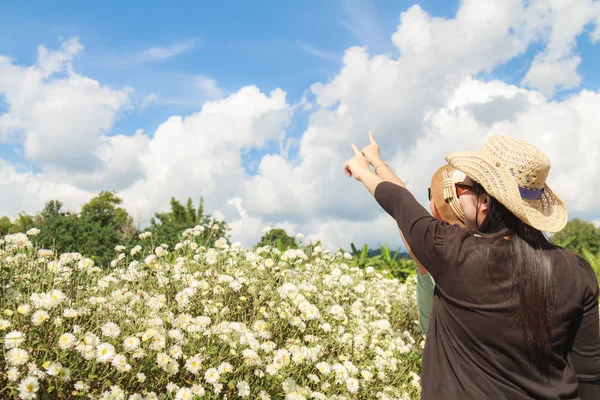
[345,133,600,399]
[417,164,466,336]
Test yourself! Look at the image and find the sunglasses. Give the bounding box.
[428,182,479,201]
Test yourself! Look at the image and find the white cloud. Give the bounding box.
[135,40,196,63]
[0,37,132,172]
[194,76,224,99]
[298,43,339,61]
[520,0,600,96]
[1,0,600,253]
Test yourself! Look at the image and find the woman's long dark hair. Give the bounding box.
[472,181,557,376]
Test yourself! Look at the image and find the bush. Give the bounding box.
[0,228,424,399]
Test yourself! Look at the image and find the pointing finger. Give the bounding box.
[369,130,376,144]
[351,144,362,156]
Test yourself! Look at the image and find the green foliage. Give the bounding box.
[78,191,137,267]
[256,228,298,251]
[0,216,13,235]
[0,213,40,235]
[149,197,228,249]
[35,200,81,255]
[552,218,600,256]
[581,248,600,282]
[346,242,416,282]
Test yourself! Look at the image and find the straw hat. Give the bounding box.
[429,164,466,227]
[445,134,567,233]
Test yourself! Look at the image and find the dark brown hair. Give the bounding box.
[472,180,557,377]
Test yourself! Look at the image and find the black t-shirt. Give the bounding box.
[374,181,600,400]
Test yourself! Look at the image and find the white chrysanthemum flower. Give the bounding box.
[191,384,205,396]
[17,304,32,315]
[333,363,349,383]
[242,348,261,366]
[31,310,49,326]
[0,319,11,330]
[18,376,39,399]
[169,345,183,359]
[139,231,152,239]
[237,380,251,397]
[155,246,167,258]
[7,367,19,381]
[37,249,53,258]
[96,342,116,363]
[218,362,233,373]
[205,253,217,265]
[346,377,359,393]
[58,333,77,349]
[175,291,190,307]
[46,361,62,376]
[4,330,25,349]
[130,245,142,256]
[156,352,171,368]
[123,336,140,352]
[316,361,332,375]
[229,280,243,291]
[48,290,66,308]
[74,381,89,391]
[299,301,320,320]
[7,348,29,366]
[101,322,121,338]
[185,355,202,374]
[63,308,79,318]
[175,387,193,400]
[58,367,71,382]
[265,363,278,375]
[204,368,220,384]
[410,371,421,388]
[111,354,131,372]
[258,391,271,400]
[26,228,41,236]
[361,370,373,381]
[136,372,146,382]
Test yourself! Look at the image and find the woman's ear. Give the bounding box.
[479,194,489,215]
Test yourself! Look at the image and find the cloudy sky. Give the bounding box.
[1,0,599,251]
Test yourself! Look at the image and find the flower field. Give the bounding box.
[0,227,424,399]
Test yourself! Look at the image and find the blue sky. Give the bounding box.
[0,0,462,170]
[1,1,599,171]
[1,0,599,171]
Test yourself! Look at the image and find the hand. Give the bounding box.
[361,131,382,166]
[344,144,371,182]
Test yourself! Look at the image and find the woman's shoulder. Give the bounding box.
[550,248,599,292]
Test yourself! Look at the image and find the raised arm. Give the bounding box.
[347,134,436,335]
[358,131,429,275]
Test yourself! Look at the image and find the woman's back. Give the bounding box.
[372,181,600,399]
[419,226,599,399]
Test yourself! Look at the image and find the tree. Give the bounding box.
[78,191,137,266]
[36,200,80,255]
[552,218,600,256]
[149,197,228,249]
[256,228,298,251]
[0,216,14,235]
